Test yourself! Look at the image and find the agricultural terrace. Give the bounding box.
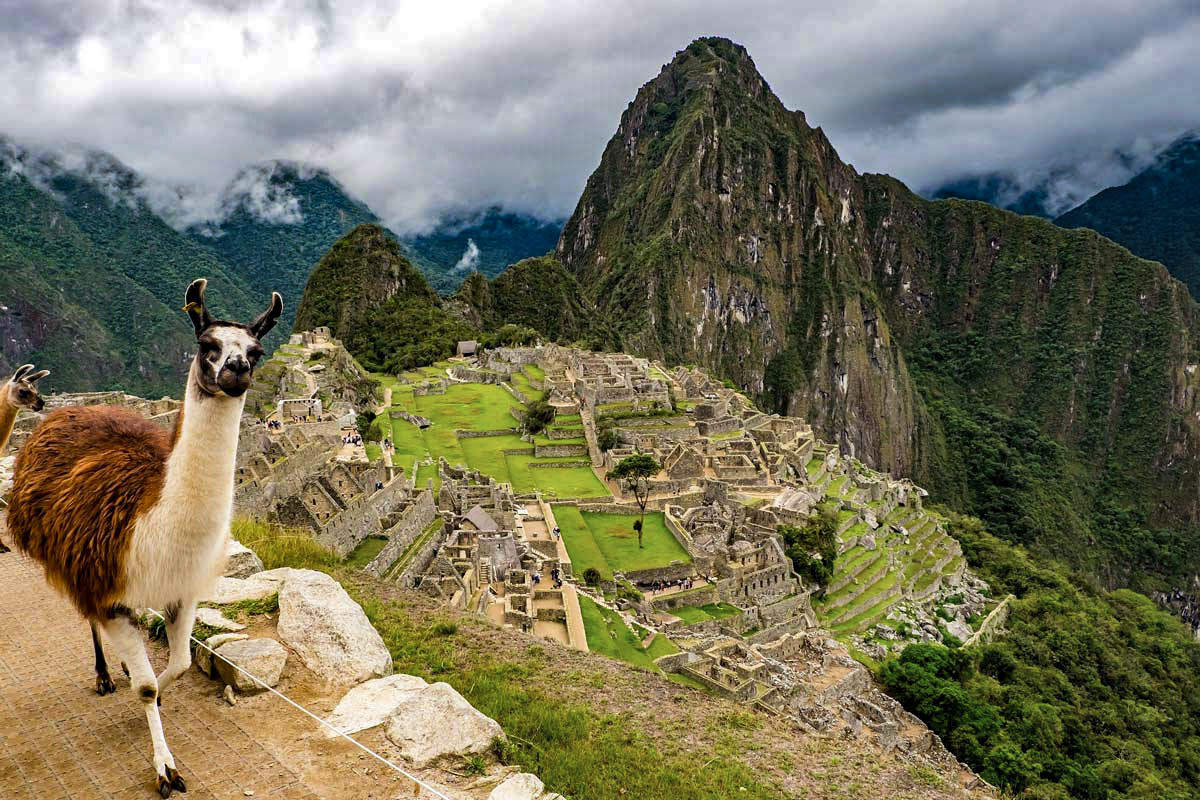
[553,507,691,580]
[378,371,609,498]
[577,594,678,671]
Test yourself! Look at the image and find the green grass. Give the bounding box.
[379,379,608,498]
[231,517,342,572]
[554,508,691,579]
[344,535,388,570]
[669,603,741,624]
[578,595,666,671]
[523,364,546,381]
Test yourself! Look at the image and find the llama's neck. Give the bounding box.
[161,368,246,512]
[0,387,17,457]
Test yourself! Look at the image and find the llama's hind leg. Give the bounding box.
[91,622,117,695]
[155,600,196,700]
[102,611,187,797]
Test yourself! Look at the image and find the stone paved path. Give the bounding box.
[0,550,327,800]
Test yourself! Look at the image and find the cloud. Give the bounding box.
[0,1,1197,231]
[451,239,481,274]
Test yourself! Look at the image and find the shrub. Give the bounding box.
[582,567,603,586]
[523,399,557,435]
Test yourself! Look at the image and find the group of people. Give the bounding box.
[342,432,364,446]
[639,576,698,594]
[532,566,565,589]
[263,419,283,430]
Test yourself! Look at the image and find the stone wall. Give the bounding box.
[535,443,588,458]
[363,491,438,577]
[312,477,411,556]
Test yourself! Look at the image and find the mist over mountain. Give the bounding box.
[1056,130,1200,298]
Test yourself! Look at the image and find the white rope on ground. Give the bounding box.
[145,607,455,800]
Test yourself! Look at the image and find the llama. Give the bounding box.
[0,363,49,552]
[7,279,281,798]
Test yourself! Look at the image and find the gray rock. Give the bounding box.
[223,539,265,578]
[204,576,279,605]
[323,674,429,738]
[275,569,391,685]
[384,682,505,767]
[196,607,245,632]
[215,638,288,693]
[196,633,249,677]
[488,773,544,800]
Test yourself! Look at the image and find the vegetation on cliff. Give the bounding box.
[882,513,1200,799]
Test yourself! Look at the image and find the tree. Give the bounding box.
[597,422,619,451]
[355,410,376,439]
[523,399,556,435]
[582,567,602,586]
[778,504,838,589]
[606,453,660,548]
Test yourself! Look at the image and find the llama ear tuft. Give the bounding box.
[249,292,284,340]
[184,279,214,337]
[11,364,34,382]
[27,369,49,383]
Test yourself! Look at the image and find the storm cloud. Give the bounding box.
[1,0,1197,231]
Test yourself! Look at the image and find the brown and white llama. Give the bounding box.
[7,279,281,797]
[0,363,49,552]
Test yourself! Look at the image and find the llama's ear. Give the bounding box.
[27,369,49,383]
[184,278,214,337]
[249,292,284,340]
[10,364,34,382]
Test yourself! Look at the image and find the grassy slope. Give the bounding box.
[234,518,990,800]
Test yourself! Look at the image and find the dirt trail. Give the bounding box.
[0,544,468,800]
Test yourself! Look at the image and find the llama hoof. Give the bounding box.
[156,766,187,796]
[95,672,116,695]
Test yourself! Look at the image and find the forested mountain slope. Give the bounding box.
[540,37,1200,586]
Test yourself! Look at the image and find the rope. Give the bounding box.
[146,607,455,800]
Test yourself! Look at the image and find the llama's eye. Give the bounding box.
[248,347,263,362]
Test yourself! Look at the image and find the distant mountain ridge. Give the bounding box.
[0,137,560,393]
[1055,130,1200,299]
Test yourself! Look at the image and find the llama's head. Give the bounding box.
[3,364,49,412]
[184,278,283,399]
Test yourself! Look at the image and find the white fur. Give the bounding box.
[125,362,246,609]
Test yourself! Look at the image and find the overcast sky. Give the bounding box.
[1,0,1197,232]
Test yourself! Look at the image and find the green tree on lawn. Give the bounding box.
[606,453,660,548]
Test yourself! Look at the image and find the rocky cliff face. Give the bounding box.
[552,37,1200,583]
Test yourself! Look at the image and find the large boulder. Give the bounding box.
[215,638,288,693]
[275,569,391,685]
[223,539,265,578]
[323,674,429,737]
[384,682,505,767]
[488,773,545,800]
[196,633,249,677]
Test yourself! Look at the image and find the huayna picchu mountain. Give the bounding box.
[462,37,1200,587]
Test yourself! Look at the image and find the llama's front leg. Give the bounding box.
[103,612,187,797]
[156,600,196,699]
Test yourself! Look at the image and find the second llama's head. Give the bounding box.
[184,278,283,399]
[4,364,49,412]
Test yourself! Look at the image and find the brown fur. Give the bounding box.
[7,405,170,619]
